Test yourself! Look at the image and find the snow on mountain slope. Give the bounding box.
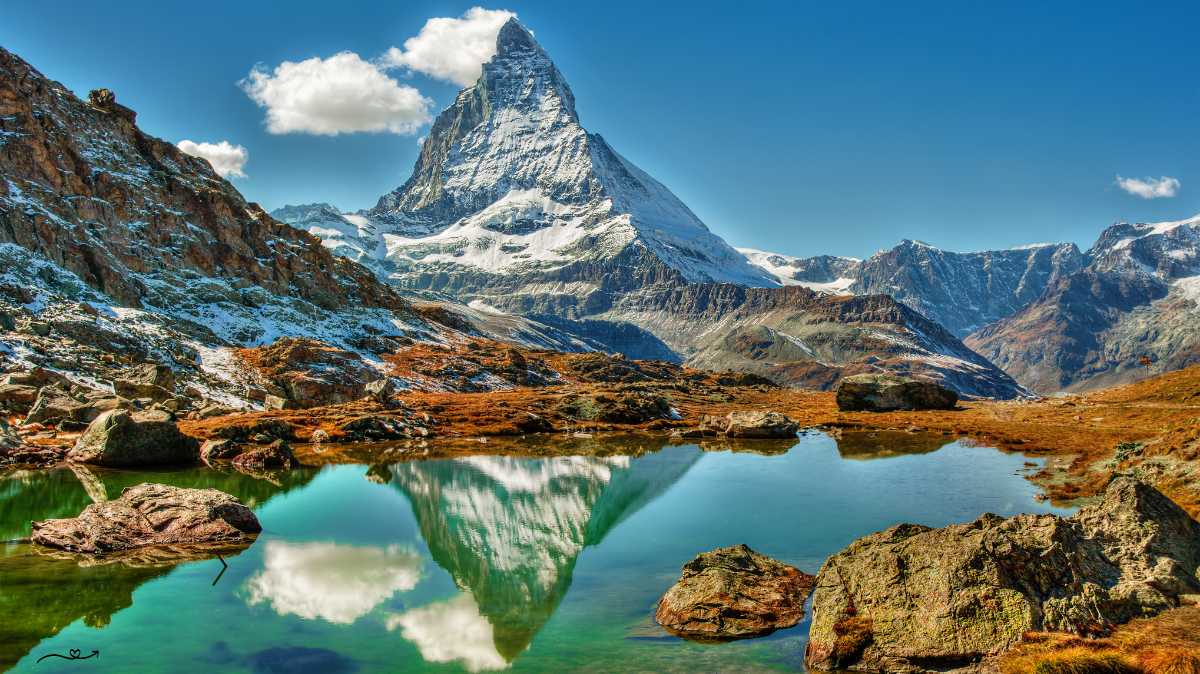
[270,203,385,266]
[365,18,773,288]
[737,247,860,291]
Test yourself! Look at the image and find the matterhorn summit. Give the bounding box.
[361,18,775,298]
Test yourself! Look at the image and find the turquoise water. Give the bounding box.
[0,432,1069,673]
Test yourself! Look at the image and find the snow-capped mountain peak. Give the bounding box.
[361,18,774,287]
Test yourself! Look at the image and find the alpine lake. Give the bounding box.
[0,431,1070,673]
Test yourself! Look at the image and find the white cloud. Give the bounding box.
[240,52,432,136]
[1116,175,1181,199]
[385,593,509,672]
[177,139,248,178]
[381,7,517,86]
[244,541,422,624]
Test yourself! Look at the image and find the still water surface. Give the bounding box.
[0,432,1070,673]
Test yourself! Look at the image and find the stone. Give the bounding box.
[804,477,1200,672]
[338,414,414,440]
[68,409,199,467]
[0,383,38,413]
[195,403,235,419]
[113,363,176,401]
[24,385,89,426]
[723,411,799,439]
[364,378,395,403]
[835,373,958,412]
[211,418,295,442]
[656,544,815,641]
[232,439,296,471]
[31,483,260,554]
[1,368,69,388]
[200,438,241,463]
[515,412,554,434]
[264,394,294,410]
[558,391,672,424]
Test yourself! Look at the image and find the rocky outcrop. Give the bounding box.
[835,373,958,411]
[723,411,800,438]
[231,439,296,471]
[31,483,261,554]
[655,544,815,641]
[237,338,375,408]
[556,391,672,424]
[805,477,1200,672]
[68,409,199,466]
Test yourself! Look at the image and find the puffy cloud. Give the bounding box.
[385,593,509,672]
[1116,175,1181,199]
[244,541,422,624]
[240,52,432,136]
[176,139,248,178]
[381,7,517,86]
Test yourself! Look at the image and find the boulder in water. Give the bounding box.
[31,483,261,554]
[655,544,815,641]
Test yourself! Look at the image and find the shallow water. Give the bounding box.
[0,432,1070,673]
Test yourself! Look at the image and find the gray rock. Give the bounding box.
[0,383,38,413]
[31,483,260,554]
[113,363,176,401]
[656,544,815,641]
[364,378,395,403]
[24,385,89,425]
[68,409,199,467]
[835,373,958,412]
[723,411,799,439]
[805,477,1200,672]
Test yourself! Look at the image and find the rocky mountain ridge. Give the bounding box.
[967,214,1200,393]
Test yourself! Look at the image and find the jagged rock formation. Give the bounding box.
[967,215,1200,393]
[805,477,1200,672]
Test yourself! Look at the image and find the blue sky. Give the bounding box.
[4,1,1198,259]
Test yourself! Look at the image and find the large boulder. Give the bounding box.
[231,439,296,471]
[68,409,199,467]
[835,373,958,412]
[724,411,800,439]
[655,544,815,641]
[805,477,1200,672]
[31,483,260,554]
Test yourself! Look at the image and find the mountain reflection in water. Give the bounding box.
[384,450,701,664]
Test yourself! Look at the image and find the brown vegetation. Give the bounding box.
[999,607,1200,674]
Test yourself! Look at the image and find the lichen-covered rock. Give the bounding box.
[835,373,958,412]
[805,477,1200,672]
[31,483,260,554]
[557,391,672,424]
[655,544,815,641]
[723,410,799,438]
[68,409,199,467]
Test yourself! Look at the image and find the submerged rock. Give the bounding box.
[68,409,199,467]
[805,477,1200,672]
[655,544,815,641]
[31,483,261,554]
[724,410,799,438]
[835,373,958,412]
